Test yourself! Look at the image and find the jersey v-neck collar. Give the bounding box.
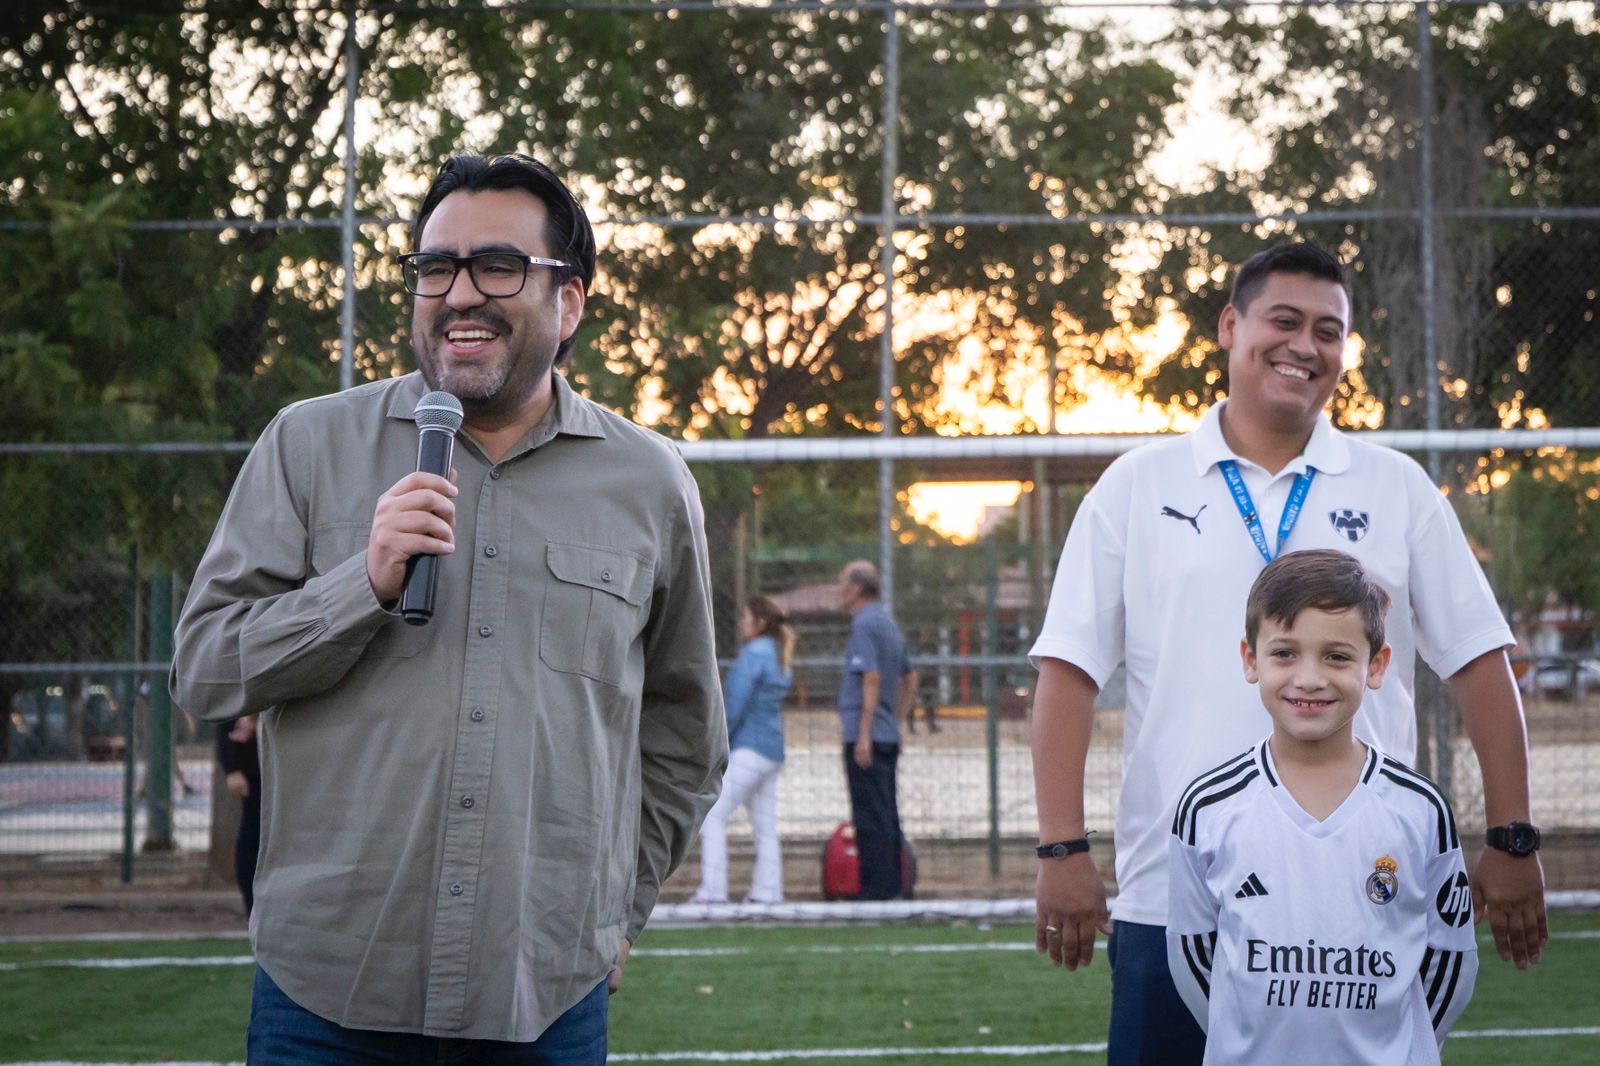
[1257,737,1380,837]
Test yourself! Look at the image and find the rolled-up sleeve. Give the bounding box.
[628,456,728,938]
[171,412,390,722]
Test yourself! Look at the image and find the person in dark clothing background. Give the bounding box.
[834,560,919,900]
[216,714,261,914]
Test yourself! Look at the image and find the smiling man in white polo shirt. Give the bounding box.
[1027,242,1547,1066]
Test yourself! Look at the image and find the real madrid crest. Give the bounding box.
[1365,855,1399,905]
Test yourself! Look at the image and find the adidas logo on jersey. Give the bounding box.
[1234,872,1269,899]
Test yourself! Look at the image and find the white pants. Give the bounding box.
[694,747,784,903]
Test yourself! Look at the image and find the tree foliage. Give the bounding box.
[1139,4,1600,433]
[0,2,1179,685]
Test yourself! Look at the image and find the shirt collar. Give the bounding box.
[1189,399,1351,478]
[384,372,431,421]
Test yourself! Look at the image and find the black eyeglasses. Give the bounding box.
[397,252,571,298]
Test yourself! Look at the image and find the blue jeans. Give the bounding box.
[1105,920,1206,1066]
[247,966,608,1065]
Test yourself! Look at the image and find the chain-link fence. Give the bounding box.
[3,0,1599,896]
[3,446,1598,897]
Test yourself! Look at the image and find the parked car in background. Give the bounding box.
[5,684,126,762]
[1517,657,1600,700]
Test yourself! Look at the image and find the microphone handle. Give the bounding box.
[399,426,457,626]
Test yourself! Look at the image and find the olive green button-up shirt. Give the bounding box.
[172,371,726,1040]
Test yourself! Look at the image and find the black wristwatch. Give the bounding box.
[1036,837,1091,860]
[1484,821,1542,857]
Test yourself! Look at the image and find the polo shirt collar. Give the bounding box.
[1189,399,1351,478]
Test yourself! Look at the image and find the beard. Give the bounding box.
[414,307,517,400]
[423,350,513,403]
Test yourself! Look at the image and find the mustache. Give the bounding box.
[434,309,513,338]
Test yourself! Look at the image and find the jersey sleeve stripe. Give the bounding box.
[1423,949,1467,1029]
[1378,760,1458,851]
[1182,934,1212,998]
[1172,749,1257,837]
[1177,770,1259,845]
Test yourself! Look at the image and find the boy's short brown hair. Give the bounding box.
[1245,549,1390,655]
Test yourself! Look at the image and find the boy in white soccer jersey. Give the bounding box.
[1167,549,1478,1065]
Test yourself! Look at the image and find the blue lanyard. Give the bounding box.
[1218,460,1316,565]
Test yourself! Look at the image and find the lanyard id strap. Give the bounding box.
[1218,460,1316,565]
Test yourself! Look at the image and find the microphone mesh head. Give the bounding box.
[414,391,465,433]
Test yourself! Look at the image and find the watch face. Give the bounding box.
[1510,825,1539,854]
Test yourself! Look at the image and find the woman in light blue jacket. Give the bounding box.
[693,595,795,903]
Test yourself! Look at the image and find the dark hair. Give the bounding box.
[1228,241,1349,314]
[411,152,597,365]
[843,561,880,598]
[746,595,797,673]
[1245,549,1389,656]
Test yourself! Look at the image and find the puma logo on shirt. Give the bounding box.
[1161,504,1207,534]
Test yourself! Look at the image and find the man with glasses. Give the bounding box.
[173,152,727,1064]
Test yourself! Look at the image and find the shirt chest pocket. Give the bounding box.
[309,522,429,659]
[540,542,654,685]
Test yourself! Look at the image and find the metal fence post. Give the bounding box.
[120,545,138,882]
[1416,0,1455,800]
[985,534,1001,877]
[338,1,361,393]
[877,0,900,613]
[142,567,176,852]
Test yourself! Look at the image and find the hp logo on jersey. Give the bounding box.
[1435,872,1473,928]
[1330,509,1370,542]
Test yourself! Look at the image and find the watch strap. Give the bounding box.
[1036,837,1091,860]
[1484,821,1541,856]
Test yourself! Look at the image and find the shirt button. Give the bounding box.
[461,795,475,809]
[483,544,498,557]
[479,625,493,637]
[489,468,502,480]
[470,707,485,722]
[601,569,612,583]
[449,882,464,896]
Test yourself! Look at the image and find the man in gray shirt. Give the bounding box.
[172,152,726,1063]
[836,560,918,900]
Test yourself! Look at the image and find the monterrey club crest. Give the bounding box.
[1435,871,1473,928]
[1366,855,1400,905]
[1331,509,1370,543]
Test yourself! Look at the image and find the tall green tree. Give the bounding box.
[1,3,1183,740]
[1138,4,1600,432]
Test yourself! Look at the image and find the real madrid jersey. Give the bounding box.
[1167,737,1478,1066]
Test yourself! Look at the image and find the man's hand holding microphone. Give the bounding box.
[366,392,464,617]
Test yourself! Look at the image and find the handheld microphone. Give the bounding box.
[400,391,465,626]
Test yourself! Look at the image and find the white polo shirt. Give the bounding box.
[1029,401,1514,926]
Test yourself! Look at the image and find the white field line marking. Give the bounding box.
[6,929,1599,970]
[607,1045,1110,1061]
[6,890,1594,946]
[0,955,254,971]
[0,943,1041,970]
[642,943,1037,958]
[1450,1027,1600,1039]
[7,1029,1600,1066]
